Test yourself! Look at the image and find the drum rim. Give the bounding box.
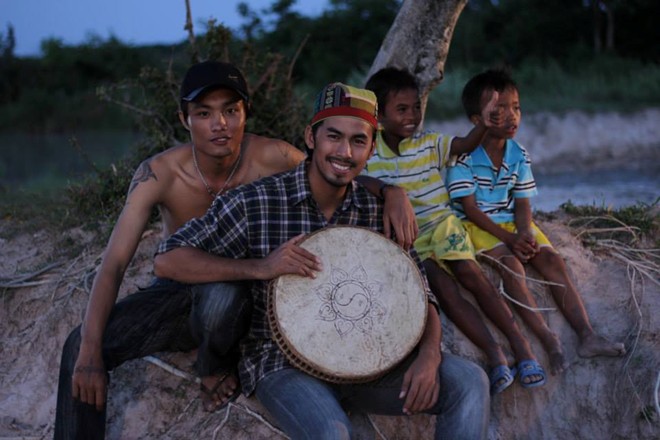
[267,225,428,384]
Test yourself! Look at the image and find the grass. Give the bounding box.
[2,55,658,234]
[0,187,116,267]
[556,200,659,317]
[426,55,660,120]
[0,180,116,242]
[560,199,659,246]
[0,189,69,236]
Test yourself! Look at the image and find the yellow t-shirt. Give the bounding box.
[363,130,456,235]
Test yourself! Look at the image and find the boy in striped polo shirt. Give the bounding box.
[361,67,548,393]
[447,68,625,362]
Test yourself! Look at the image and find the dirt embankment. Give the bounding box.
[1,213,658,439]
[1,108,659,439]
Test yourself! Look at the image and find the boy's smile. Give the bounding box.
[379,88,422,148]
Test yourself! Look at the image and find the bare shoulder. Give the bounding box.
[243,133,306,175]
[127,144,190,196]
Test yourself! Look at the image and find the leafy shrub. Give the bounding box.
[560,199,659,246]
[67,22,308,225]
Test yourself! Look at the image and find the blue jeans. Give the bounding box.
[54,279,251,440]
[255,352,489,440]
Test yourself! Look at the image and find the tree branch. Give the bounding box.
[184,0,199,62]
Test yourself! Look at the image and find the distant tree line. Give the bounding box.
[237,0,658,84]
[0,0,658,133]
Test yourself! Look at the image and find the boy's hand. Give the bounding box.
[519,230,539,249]
[518,230,540,262]
[507,231,538,263]
[481,90,501,128]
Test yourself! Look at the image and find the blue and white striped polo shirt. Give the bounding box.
[446,139,537,224]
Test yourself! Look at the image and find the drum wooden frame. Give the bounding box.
[268,226,428,384]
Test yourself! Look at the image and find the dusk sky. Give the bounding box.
[3,0,330,56]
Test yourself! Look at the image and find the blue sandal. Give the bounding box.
[489,365,515,395]
[515,359,546,389]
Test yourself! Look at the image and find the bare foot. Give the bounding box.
[200,371,239,412]
[540,333,569,375]
[577,334,626,358]
[547,349,569,375]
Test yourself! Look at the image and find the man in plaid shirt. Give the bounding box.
[155,83,489,439]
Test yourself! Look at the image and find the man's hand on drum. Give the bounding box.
[382,185,418,250]
[258,234,323,279]
[399,348,442,415]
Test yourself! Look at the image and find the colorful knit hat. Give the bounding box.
[311,83,378,128]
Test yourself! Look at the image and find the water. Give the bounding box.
[427,109,660,212]
[534,169,659,212]
[0,131,141,190]
[1,131,657,211]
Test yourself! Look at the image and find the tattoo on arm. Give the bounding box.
[128,161,158,194]
[277,142,290,158]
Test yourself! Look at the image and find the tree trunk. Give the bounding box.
[592,0,615,54]
[604,3,615,52]
[592,0,602,54]
[368,0,468,119]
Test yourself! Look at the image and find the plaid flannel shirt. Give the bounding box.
[156,160,435,395]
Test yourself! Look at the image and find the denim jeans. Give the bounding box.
[54,279,251,440]
[255,352,489,440]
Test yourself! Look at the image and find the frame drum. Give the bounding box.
[268,226,427,383]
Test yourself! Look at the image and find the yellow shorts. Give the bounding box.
[462,221,553,253]
[414,215,477,269]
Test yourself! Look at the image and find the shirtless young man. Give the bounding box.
[54,61,416,440]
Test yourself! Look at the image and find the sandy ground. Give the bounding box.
[1,109,659,439]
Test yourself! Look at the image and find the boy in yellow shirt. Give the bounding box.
[361,67,550,393]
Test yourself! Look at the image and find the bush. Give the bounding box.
[425,55,660,121]
[66,22,309,225]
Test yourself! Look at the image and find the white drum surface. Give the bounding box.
[270,226,427,382]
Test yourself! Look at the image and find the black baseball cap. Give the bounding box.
[180,61,249,103]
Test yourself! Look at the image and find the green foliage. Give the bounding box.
[0,188,73,238]
[66,21,308,224]
[607,0,660,62]
[67,155,141,225]
[0,24,18,104]
[239,0,401,86]
[449,0,660,66]
[3,0,660,228]
[425,55,660,120]
[638,405,657,423]
[560,199,659,245]
[3,0,659,132]
[0,34,184,132]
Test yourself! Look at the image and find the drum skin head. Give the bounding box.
[269,226,427,383]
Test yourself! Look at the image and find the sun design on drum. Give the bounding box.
[315,264,387,338]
